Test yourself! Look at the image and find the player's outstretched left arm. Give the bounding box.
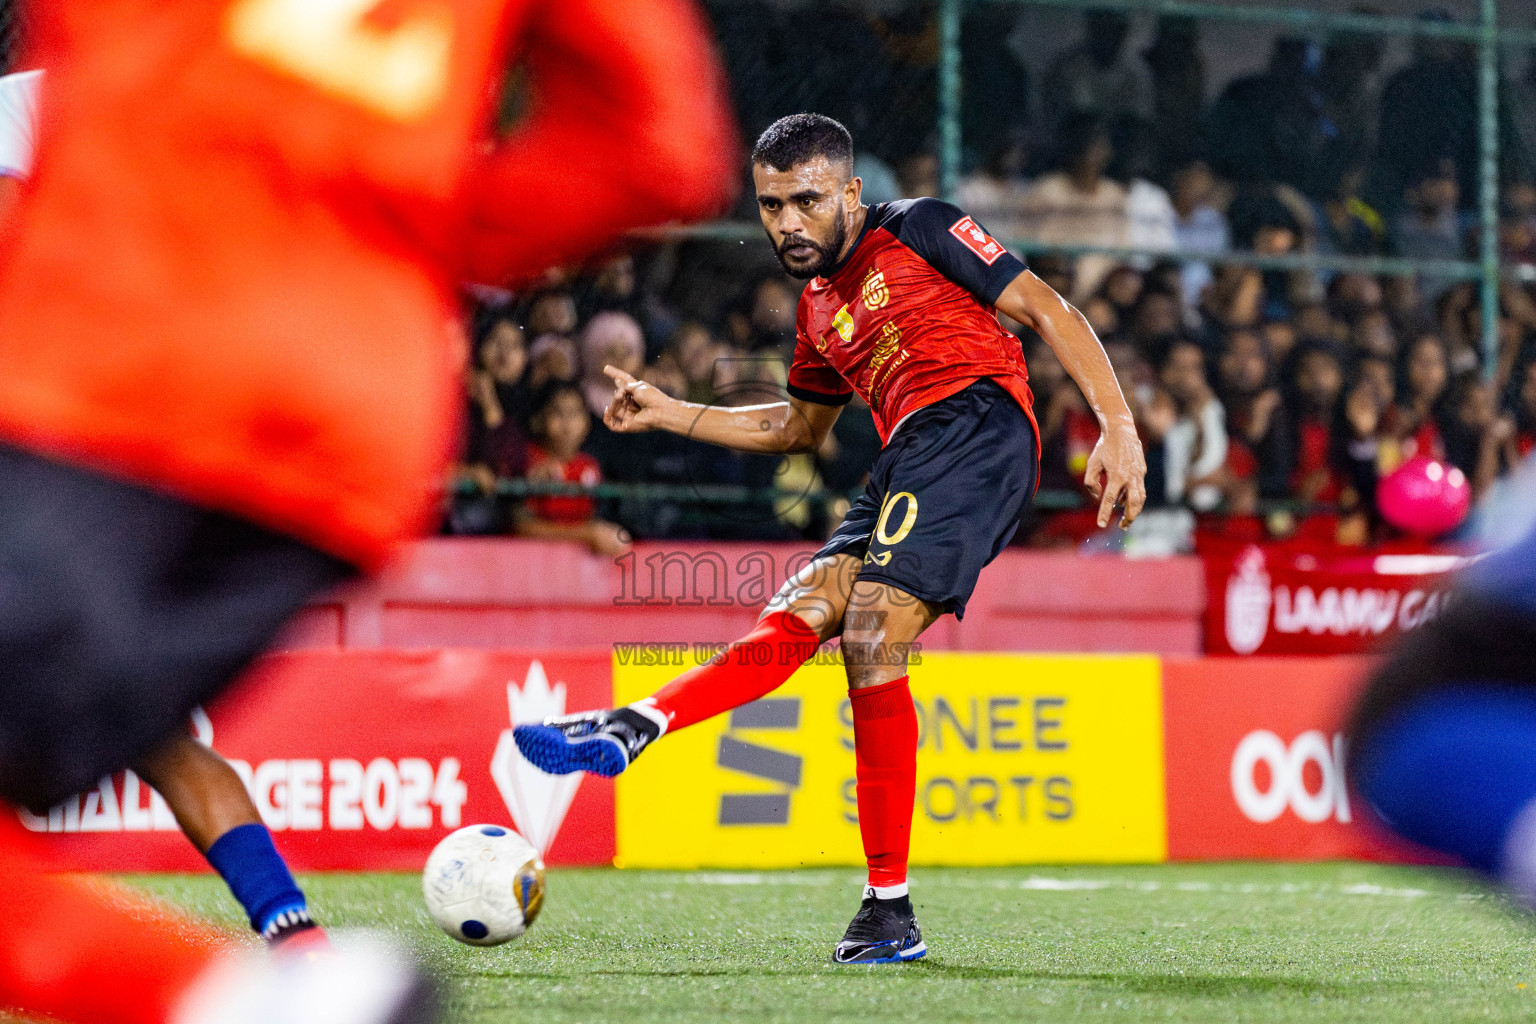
[995,271,1147,529]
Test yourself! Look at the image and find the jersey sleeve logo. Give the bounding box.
[948,216,1007,265]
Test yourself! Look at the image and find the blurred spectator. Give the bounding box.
[1260,318,1300,369]
[1383,273,1432,339]
[581,254,636,319]
[1218,328,1291,500]
[1287,342,1347,502]
[1021,114,1128,300]
[1170,160,1230,310]
[1513,358,1536,458]
[728,275,799,353]
[1316,165,1385,257]
[1441,373,1516,499]
[465,312,533,484]
[957,139,1032,242]
[666,322,726,405]
[1042,10,1150,132]
[961,3,1030,172]
[1130,286,1183,355]
[516,382,631,556]
[1328,272,1383,326]
[1029,337,1099,494]
[897,152,940,199]
[1158,338,1228,510]
[527,332,578,391]
[1203,37,1333,194]
[854,153,903,205]
[1500,180,1536,267]
[1372,20,1478,213]
[1141,15,1204,178]
[1200,264,1265,333]
[1383,333,1451,464]
[1393,158,1469,302]
[525,289,579,338]
[579,311,645,417]
[1318,16,1388,177]
[1350,308,1399,362]
[1115,121,1178,263]
[1229,187,1304,320]
[579,253,678,359]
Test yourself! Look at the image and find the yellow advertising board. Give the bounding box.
[614,652,1167,868]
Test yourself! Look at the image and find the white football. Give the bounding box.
[422,824,545,946]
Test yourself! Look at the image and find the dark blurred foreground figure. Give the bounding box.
[1349,464,1536,904]
[0,0,734,1021]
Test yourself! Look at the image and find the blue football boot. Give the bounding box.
[513,705,663,777]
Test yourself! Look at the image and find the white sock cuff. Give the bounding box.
[627,698,670,737]
[865,881,909,900]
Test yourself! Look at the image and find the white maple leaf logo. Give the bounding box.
[489,660,583,856]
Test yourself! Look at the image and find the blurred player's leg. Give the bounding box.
[833,580,936,965]
[514,554,859,776]
[0,814,224,1024]
[0,446,435,1020]
[1350,523,1536,899]
[137,735,325,948]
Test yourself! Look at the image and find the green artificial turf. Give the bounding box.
[125,863,1536,1023]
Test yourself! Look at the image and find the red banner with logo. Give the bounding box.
[21,651,615,872]
[1162,656,1441,862]
[1204,542,1465,656]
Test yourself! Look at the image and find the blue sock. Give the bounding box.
[1355,686,1536,877]
[204,822,310,939]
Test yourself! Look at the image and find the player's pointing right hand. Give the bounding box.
[603,364,670,433]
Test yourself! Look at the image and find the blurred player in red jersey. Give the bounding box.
[517,113,1146,965]
[0,64,341,957]
[0,0,735,1021]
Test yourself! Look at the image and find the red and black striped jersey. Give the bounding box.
[787,198,1036,445]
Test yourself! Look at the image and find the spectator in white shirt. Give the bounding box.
[1158,337,1228,510]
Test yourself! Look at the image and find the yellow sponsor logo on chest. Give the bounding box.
[862,267,890,310]
[831,304,855,344]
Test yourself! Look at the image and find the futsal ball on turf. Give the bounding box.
[422,824,545,946]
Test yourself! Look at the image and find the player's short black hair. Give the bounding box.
[751,113,854,173]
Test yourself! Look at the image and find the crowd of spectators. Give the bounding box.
[448,2,1536,551]
[448,258,886,551]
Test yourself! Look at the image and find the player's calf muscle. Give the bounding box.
[841,582,937,689]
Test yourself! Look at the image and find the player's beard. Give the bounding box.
[773,203,848,280]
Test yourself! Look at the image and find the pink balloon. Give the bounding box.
[1377,457,1471,538]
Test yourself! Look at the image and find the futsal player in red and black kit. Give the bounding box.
[516,113,1148,964]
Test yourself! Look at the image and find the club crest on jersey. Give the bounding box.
[861,268,891,311]
[831,304,855,344]
[948,216,1006,265]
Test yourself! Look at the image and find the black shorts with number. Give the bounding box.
[0,444,353,810]
[813,377,1038,619]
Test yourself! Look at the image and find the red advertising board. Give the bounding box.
[1205,543,1463,656]
[1162,656,1438,862]
[21,650,615,872]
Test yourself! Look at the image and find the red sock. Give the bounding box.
[850,676,918,893]
[646,609,820,731]
[0,815,226,1024]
